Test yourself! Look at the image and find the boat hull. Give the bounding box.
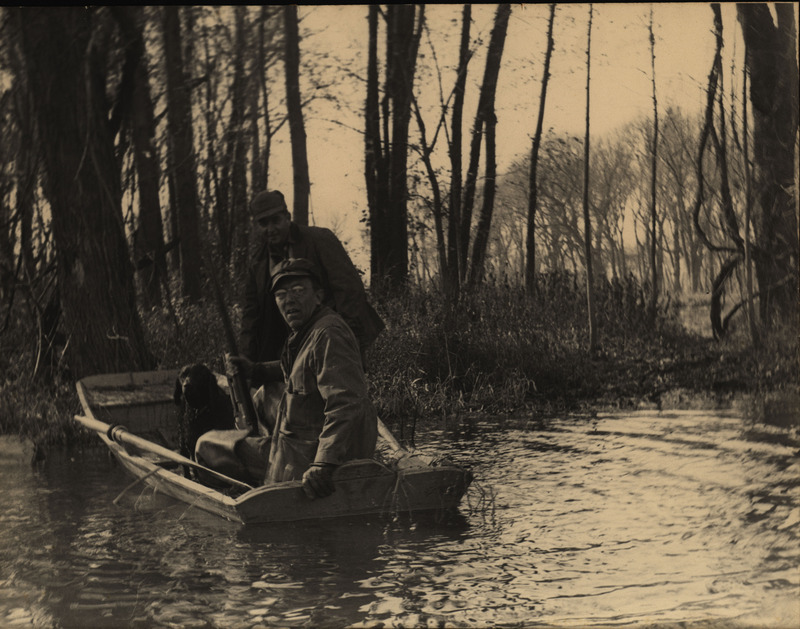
[77,370,473,525]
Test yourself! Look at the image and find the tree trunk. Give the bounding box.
[113,6,166,310]
[388,5,423,288]
[411,100,447,285]
[737,3,799,325]
[16,6,152,378]
[582,5,598,353]
[202,23,227,263]
[466,5,512,287]
[365,5,386,286]
[461,4,511,286]
[648,7,659,321]
[163,6,203,302]
[284,5,310,226]
[0,181,13,300]
[14,83,38,283]
[447,4,471,293]
[367,5,423,288]
[258,6,274,193]
[229,6,249,271]
[250,7,270,195]
[741,43,760,345]
[525,3,556,294]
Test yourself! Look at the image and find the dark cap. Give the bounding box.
[270,258,321,292]
[251,190,288,219]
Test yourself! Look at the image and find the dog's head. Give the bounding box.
[174,363,218,409]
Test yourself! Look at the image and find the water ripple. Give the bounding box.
[0,410,797,628]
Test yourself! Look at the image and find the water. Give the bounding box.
[1,410,798,628]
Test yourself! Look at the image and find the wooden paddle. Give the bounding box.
[377,417,408,454]
[74,414,254,491]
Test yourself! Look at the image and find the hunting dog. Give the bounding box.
[173,363,236,463]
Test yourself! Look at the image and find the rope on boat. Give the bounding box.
[177,493,205,522]
[113,468,161,505]
[462,479,497,521]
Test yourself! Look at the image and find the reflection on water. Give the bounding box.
[0,410,798,628]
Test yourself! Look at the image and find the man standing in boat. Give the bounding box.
[240,190,384,373]
[197,258,378,500]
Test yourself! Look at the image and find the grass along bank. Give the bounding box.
[0,274,797,449]
[367,278,799,436]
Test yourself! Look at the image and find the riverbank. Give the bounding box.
[0,281,797,448]
[367,284,799,439]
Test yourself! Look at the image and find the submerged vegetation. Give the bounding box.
[1,273,796,448]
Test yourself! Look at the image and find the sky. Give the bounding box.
[262,3,752,270]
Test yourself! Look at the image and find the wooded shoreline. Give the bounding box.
[1,279,797,450]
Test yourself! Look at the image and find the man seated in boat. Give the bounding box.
[195,257,378,500]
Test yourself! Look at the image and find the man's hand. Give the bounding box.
[226,354,254,380]
[302,463,337,499]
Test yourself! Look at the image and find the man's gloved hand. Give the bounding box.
[302,463,337,499]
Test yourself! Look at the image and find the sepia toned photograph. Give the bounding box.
[0,4,797,628]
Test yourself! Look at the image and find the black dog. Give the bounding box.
[173,364,236,464]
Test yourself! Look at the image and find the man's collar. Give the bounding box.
[266,221,299,259]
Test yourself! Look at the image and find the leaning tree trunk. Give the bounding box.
[461,4,511,286]
[737,3,799,326]
[163,6,203,302]
[525,3,556,294]
[16,7,152,378]
[467,3,512,287]
[284,5,310,226]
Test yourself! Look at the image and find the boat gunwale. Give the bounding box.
[76,370,473,524]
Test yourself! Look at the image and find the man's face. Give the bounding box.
[255,210,291,248]
[273,276,322,331]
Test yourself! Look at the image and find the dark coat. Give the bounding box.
[239,223,384,364]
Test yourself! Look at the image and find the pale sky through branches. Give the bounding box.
[264,3,750,269]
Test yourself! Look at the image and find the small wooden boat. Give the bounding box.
[74,370,473,525]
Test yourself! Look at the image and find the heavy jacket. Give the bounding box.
[265,305,378,483]
[239,223,384,364]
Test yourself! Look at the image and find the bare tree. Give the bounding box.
[284,5,310,225]
[163,6,203,302]
[224,6,249,267]
[15,7,152,377]
[741,43,759,345]
[582,5,598,353]
[525,3,556,294]
[448,4,471,292]
[737,3,798,326]
[365,5,424,288]
[113,6,167,309]
[463,3,512,287]
[647,6,659,321]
